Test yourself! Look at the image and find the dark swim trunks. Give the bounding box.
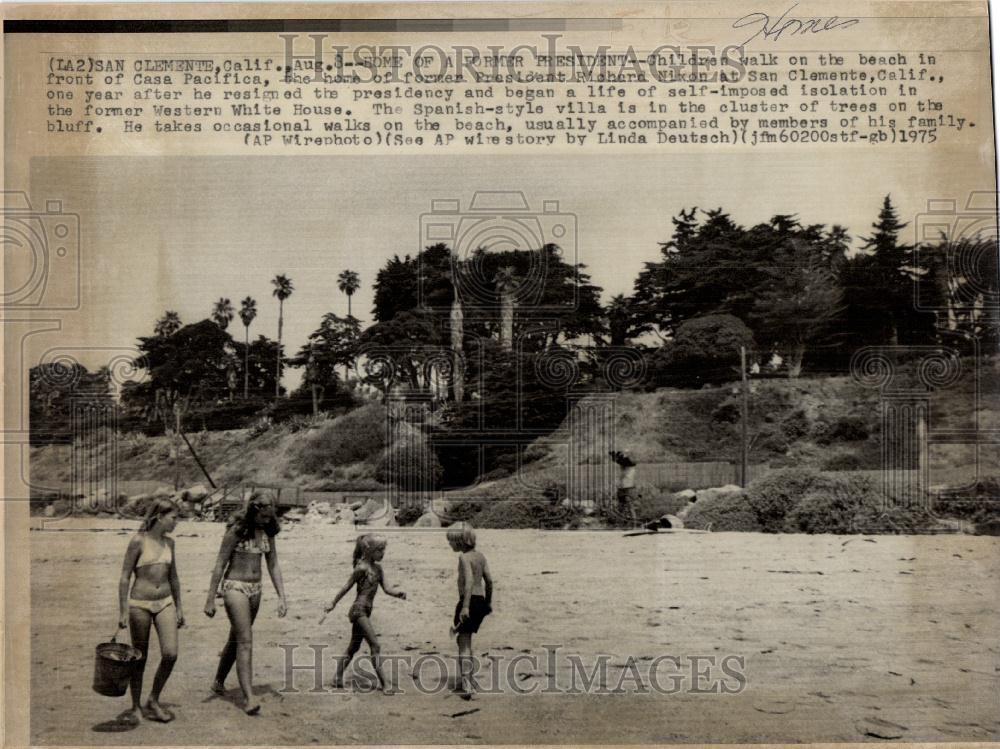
[453,595,491,634]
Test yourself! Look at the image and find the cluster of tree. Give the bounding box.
[361,242,611,484]
[119,269,363,434]
[364,242,604,393]
[119,318,284,433]
[628,198,998,381]
[29,362,114,445]
[31,196,996,459]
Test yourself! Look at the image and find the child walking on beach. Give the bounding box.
[447,523,493,700]
[117,498,184,726]
[323,534,406,693]
[205,491,288,716]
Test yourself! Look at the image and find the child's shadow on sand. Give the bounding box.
[92,713,139,733]
[91,703,178,733]
[202,683,284,709]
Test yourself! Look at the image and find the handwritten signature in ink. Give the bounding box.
[733,3,861,45]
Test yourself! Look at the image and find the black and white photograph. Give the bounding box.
[2,1,999,745]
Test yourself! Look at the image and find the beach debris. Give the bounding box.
[694,485,742,505]
[354,497,396,527]
[857,716,908,739]
[413,512,442,528]
[185,483,210,501]
[448,708,481,718]
[767,570,824,575]
[753,702,795,715]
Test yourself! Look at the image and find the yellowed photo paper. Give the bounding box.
[2,1,998,745]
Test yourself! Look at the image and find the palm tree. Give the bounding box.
[337,270,360,318]
[271,274,294,396]
[212,298,235,330]
[154,311,181,338]
[494,266,519,351]
[239,296,257,398]
[446,261,464,402]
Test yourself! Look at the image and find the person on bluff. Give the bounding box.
[609,449,638,527]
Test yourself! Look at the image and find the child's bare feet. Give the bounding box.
[119,707,141,727]
[240,697,261,715]
[210,680,226,696]
[144,699,175,723]
[457,678,475,700]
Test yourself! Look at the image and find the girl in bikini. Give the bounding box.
[204,491,288,715]
[118,497,184,726]
[323,534,406,694]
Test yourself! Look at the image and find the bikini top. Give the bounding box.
[235,529,270,555]
[136,534,173,568]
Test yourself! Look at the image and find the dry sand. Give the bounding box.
[30,517,1000,744]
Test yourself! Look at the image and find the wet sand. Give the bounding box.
[30,518,1000,744]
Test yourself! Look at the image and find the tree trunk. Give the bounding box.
[450,296,464,402]
[787,342,806,378]
[987,292,1000,355]
[275,300,283,397]
[740,346,749,487]
[347,294,352,318]
[405,360,420,391]
[244,326,250,398]
[173,402,182,491]
[500,290,514,351]
[311,384,319,417]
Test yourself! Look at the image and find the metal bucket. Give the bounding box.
[93,633,142,697]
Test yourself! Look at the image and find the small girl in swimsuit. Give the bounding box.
[447,523,493,700]
[205,491,288,715]
[118,498,184,726]
[324,534,406,694]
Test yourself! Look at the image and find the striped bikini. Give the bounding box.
[219,530,270,600]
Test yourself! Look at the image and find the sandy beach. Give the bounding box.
[30,517,1000,744]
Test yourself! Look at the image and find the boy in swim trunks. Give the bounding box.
[447,523,493,700]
